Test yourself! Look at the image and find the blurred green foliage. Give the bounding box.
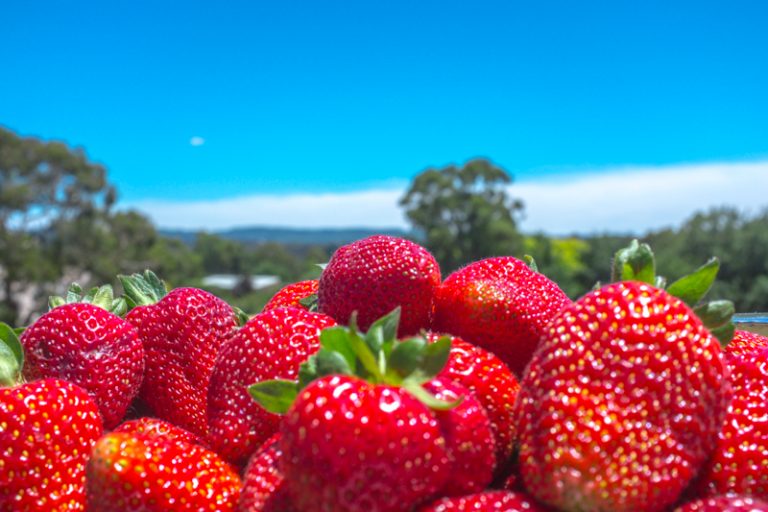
[2,128,768,326]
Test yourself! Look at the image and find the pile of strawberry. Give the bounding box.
[2,235,768,512]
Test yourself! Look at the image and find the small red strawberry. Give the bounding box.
[417,490,550,512]
[119,270,239,439]
[692,345,768,499]
[113,416,205,447]
[424,377,496,496]
[431,256,571,376]
[725,329,768,360]
[239,434,295,512]
[262,279,319,312]
[428,333,520,466]
[2,325,103,511]
[673,495,768,512]
[318,235,441,336]
[249,309,485,512]
[207,307,336,466]
[515,281,732,512]
[20,284,143,429]
[86,430,241,511]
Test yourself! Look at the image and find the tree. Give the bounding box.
[399,158,525,271]
[0,127,115,324]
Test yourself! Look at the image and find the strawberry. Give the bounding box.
[417,490,550,512]
[239,434,295,512]
[207,307,336,466]
[119,270,239,439]
[86,430,241,511]
[428,333,520,466]
[692,345,768,498]
[431,256,571,376]
[262,279,319,312]
[725,329,768,359]
[317,235,441,336]
[673,495,768,512]
[249,309,491,512]
[113,417,205,447]
[515,281,731,512]
[424,377,496,496]
[2,324,103,511]
[19,284,143,429]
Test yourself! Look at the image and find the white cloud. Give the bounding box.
[190,136,205,147]
[123,160,768,234]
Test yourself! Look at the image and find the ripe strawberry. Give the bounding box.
[262,279,319,312]
[417,490,550,512]
[515,281,731,512]
[239,434,294,512]
[119,270,239,439]
[113,417,205,447]
[318,235,441,336]
[692,346,768,498]
[424,377,496,496]
[20,284,143,429]
[431,256,571,376]
[673,495,768,512]
[86,430,241,511]
[208,307,336,466]
[249,309,482,511]
[725,329,768,359]
[429,333,520,466]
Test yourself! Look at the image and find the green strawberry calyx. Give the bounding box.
[611,239,735,345]
[0,322,24,387]
[49,283,128,316]
[118,270,169,309]
[249,307,458,414]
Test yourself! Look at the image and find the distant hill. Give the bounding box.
[161,226,413,246]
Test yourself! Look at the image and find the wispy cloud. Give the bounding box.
[124,160,768,235]
[190,136,205,147]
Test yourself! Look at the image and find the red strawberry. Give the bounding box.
[673,495,768,512]
[262,279,319,312]
[20,285,143,429]
[318,235,441,336]
[418,490,550,512]
[119,271,239,439]
[693,346,768,499]
[429,333,520,466]
[424,377,496,496]
[113,417,205,447]
[208,307,336,466]
[280,374,450,512]
[86,430,241,511]
[515,281,731,512]
[431,256,571,376]
[239,434,295,512]
[725,329,768,359]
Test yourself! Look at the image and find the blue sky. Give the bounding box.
[2,1,768,233]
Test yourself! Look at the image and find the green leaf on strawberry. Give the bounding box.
[0,322,24,386]
[118,269,168,309]
[49,282,128,315]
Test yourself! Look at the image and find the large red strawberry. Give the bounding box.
[725,329,768,359]
[515,281,731,512]
[239,434,294,512]
[2,325,103,511]
[418,490,550,512]
[431,256,571,376]
[692,345,768,499]
[86,430,241,511]
[113,416,206,447]
[119,270,239,439]
[20,284,143,429]
[317,235,441,336]
[207,307,336,466]
[673,495,768,512]
[249,309,492,511]
[428,333,520,466]
[262,279,319,312]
